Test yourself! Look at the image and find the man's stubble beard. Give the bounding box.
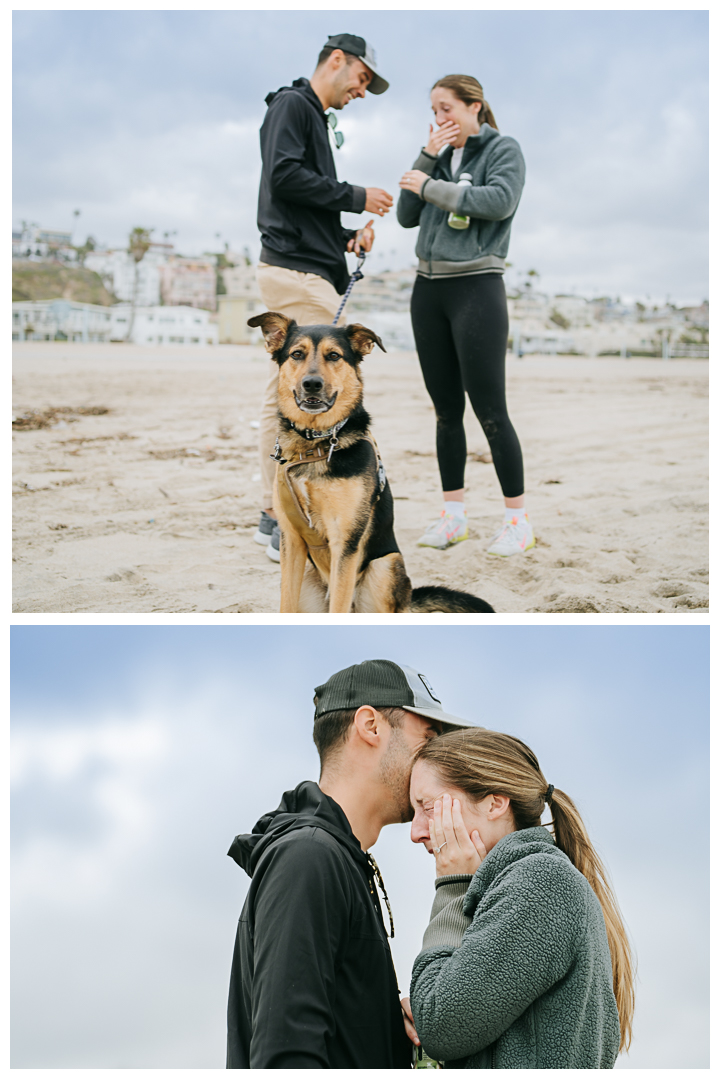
[328,65,356,111]
[378,728,414,823]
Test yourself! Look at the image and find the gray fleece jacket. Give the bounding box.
[396,124,525,279]
[410,827,620,1069]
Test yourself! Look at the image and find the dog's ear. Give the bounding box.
[247,312,295,354]
[345,324,386,357]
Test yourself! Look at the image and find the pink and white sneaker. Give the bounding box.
[487,513,535,557]
[417,510,469,550]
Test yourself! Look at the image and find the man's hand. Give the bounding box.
[364,187,393,215]
[399,170,429,196]
[347,219,375,255]
[424,120,460,157]
[400,996,421,1047]
[430,794,487,877]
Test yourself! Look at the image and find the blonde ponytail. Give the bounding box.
[546,786,635,1050]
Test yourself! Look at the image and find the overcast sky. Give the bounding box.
[13,9,708,304]
[11,625,708,1069]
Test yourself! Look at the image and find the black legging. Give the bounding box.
[410,273,524,498]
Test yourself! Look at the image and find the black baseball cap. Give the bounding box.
[324,34,389,95]
[314,659,479,730]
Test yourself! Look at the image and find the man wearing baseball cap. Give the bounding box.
[253,34,393,563]
[226,660,478,1068]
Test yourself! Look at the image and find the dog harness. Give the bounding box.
[274,431,387,543]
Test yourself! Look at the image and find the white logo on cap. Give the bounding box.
[363,43,377,67]
[419,674,441,703]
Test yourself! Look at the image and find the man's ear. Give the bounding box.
[345,324,387,357]
[353,705,383,747]
[247,312,295,354]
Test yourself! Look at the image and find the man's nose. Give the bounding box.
[356,85,366,98]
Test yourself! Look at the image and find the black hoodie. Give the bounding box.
[226,781,411,1069]
[257,78,366,295]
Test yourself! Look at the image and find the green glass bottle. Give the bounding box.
[447,173,473,230]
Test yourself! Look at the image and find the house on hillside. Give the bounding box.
[13,224,74,261]
[159,256,217,311]
[85,243,173,306]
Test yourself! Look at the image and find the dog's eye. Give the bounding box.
[290,350,305,360]
[325,352,341,362]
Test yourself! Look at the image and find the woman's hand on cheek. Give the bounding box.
[429,794,487,877]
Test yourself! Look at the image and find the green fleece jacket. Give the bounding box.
[396,123,525,279]
[410,827,620,1069]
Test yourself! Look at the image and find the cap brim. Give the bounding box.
[367,71,389,95]
[404,705,481,731]
[355,57,388,95]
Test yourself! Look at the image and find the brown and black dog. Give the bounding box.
[248,311,494,613]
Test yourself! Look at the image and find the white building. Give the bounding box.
[13,300,218,346]
[13,224,77,262]
[12,300,114,342]
[551,294,594,328]
[85,243,174,306]
[13,224,75,261]
[110,305,218,345]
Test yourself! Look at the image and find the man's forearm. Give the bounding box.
[268,162,365,213]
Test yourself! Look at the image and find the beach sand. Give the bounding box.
[13,341,708,614]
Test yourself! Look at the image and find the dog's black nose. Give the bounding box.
[302,375,324,395]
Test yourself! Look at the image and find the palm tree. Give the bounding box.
[126,226,153,342]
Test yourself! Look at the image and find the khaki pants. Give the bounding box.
[255,263,343,511]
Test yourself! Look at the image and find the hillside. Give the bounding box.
[12,261,119,306]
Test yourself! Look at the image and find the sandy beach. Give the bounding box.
[13,341,708,614]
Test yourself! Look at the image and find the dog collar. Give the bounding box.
[272,418,349,466]
[289,417,349,441]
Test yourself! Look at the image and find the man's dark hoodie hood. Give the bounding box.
[228,780,369,878]
[264,77,324,117]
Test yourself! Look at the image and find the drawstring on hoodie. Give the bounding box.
[367,852,395,938]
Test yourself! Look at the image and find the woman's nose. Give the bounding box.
[410,811,429,844]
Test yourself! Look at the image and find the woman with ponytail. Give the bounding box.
[398,76,532,557]
[404,728,634,1068]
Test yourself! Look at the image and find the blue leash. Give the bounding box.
[332,249,366,325]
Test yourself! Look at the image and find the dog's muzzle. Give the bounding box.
[293,389,338,414]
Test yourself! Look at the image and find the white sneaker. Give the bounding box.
[417,511,469,550]
[487,514,535,557]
